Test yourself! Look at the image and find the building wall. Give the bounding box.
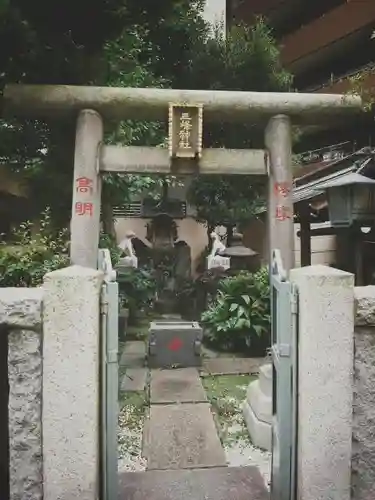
[203,0,226,31]
[243,219,336,268]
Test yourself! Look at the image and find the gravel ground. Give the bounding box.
[118,392,147,472]
[202,375,271,489]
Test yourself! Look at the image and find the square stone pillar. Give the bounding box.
[352,286,375,500]
[0,288,43,500]
[42,265,103,500]
[290,265,354,500]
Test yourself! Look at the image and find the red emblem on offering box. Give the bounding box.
[168,338,183,351]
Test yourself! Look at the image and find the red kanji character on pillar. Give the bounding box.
[75,202,93,216]
[75,176,93,194]
[274,182,291,198]
[275,205,292,221]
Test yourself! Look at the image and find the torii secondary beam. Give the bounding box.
[100,146,266,175]
[3,84,362,125]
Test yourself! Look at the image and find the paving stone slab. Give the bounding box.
[120,368,148,392]
[150,368,207,404]
[118,466,269,500]
[143,403,226,470]
[119,341,146,367]
[201,357,262,376]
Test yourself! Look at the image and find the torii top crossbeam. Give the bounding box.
[3,84,362,126]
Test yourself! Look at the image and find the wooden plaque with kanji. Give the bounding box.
[168,103,203,159]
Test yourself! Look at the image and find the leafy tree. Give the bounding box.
[0,1,215,233]
[188,175,265,242]
[0,2,290,243]
[186,21,292,242]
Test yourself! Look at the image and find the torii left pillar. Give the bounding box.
[70,109,103,268]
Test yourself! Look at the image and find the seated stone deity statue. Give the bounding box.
[118,230,136,258]
[209,231,226,257]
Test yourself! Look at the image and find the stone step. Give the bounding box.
[119,341,146,368]
[120,368,148,392]
[258,363,272,397]
[143,402,226,470]
[246,380,272,424]
[150,368,207,404]
[201,357,262,376]
[118,466,269,500]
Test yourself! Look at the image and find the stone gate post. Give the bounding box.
[290,265,354,500]
[42,265,103,500]
[70,109,103,268]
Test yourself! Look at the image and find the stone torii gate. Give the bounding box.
[3,84,362,275]
[2,84,363,500]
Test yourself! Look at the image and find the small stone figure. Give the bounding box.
[209,231,226,257]
[207,231,230,270]
[118,230,138,268]
[118,230,136,258]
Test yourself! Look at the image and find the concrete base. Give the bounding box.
[246,380,272,424]
[242,400,271,451]
[242,363,272,452]
[118,256,138,268]
[207,255,230,270]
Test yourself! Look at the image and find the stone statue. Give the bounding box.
[118,230,138,268]
[207,231,230,270]
[118,230,136,257]
[209,231,226,257]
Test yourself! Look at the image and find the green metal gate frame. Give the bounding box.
[270,249,298,500]
[99,249,119,500]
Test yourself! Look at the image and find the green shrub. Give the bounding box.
[0,210,69,287]
[99,232,122,266]
[201,268,270,355]
[117,266,156,323]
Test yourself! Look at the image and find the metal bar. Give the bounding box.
[100,285,108,500]
[3,84,362,124]
[290,284,299,500]
[105,281,119,500]
[100,145,266,175]
[271,258,295,500]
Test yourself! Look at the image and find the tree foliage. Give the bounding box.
[0,1,205,226]
[187,21,291,233]
[0,2,291,236]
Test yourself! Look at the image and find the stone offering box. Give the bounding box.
[148,321,203,368]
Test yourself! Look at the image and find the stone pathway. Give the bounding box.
[119,466,268,500]
[150,368,207,404]
[118,351,269,499]
[201,357,263,376]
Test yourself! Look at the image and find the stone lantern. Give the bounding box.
[315,172,375,228]
[223,232,258,271]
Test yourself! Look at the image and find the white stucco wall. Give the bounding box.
[203,0,226,33]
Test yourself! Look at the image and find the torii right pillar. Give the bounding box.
[265,114,295,274]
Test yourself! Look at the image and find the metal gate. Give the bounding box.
[99,249,119,500]
[270,249,298,500]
